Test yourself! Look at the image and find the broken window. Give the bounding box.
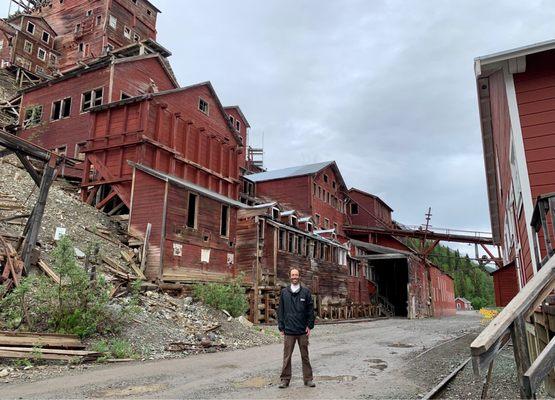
[96,15,102,26]
[121,92,131,100]
[109,15,117,29]
[133,33,140,42]
[53,145,67,156]
[75,142,86,161]
[198,98,209,115]
[323,174,328,183]
[306,222,313,232]
[288,233,295,253]
[350,203,359,215]
[51,97,71,120]
[220,205,229,237]
[81,88,103,112]
[235,120,240,131]
[297,236,304,255]
[186,192,198,229]
[272,207,280,219]
[291,215,297,227]
[279,229,286,251]
[314,214,320,226]
[23,105,43,127]
[324,218,329,229]
[124,26,131,39]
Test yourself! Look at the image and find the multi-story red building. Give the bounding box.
[0,15,58,76]
[17,51,177,173]
[244,161,348,236]
[31,0,160,71]
[475,40,555,305]
[347,187,394,228]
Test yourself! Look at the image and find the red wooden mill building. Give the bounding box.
[475,39,555,306]
[1,0,457,323]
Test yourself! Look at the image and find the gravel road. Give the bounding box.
[0,312,484,399]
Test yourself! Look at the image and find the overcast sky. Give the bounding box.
[4,1,555,252]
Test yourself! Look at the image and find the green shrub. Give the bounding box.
[92,339,137,360]
[193,276,248,317]
[0,236,132,338]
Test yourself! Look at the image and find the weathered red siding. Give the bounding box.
[430,266,456,317]
[256,176,311,213]
[492,263,519,307]
[348,188,393,228]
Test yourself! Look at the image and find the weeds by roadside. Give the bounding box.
[0,236,138,338]
[193,276,248,317]
[91,338,138,361]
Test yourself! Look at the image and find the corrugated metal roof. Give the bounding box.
[349,239,412,255]
[130,162,246,208]
[244,161,334,183]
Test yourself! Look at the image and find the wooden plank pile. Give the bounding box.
[0,331,101,362]
[0,235,24,296]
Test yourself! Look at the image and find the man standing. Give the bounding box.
[277,268,316,388]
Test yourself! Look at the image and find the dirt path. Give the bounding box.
[0,313,482,399]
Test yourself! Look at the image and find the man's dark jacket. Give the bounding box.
[277,285,315,335]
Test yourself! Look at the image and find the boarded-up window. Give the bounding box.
[187,193,198,229]
[220,205,229,237]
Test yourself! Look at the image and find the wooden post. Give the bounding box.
[512,316,533,399]
[140,223,152,273]
[21,161,57,272]
[15,152,41,187]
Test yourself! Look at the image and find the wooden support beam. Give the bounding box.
[524,335,555,396]
[512,316,533,398]
[15,152,41,187]
[422,239,441,257]
[21,161,56,271]
[140,223,151,273]
[0,130,51,162]
[95,189,117,210]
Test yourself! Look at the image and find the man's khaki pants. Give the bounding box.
[280,334,313,383]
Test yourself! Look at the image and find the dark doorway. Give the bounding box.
[372,258,408,317]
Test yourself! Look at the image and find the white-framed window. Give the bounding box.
[133,33,140,42]
[51,97,72,120]
[81,88,103,112]
[26,21,35,35]
[53,145,67,156]
[23,105,43,128]
[41,31,50,44]
[229,115,234,125]
[37,47,47,61]
[220,205,230,237]
[35,65,44,74]
[109,15,117,29]
[198,98,209,115]
[23,40,33,54]
[86,9,92,17]
[0,40,3,51]
[124,26,131,39]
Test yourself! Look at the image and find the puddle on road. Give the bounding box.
[93,383,168,398]
[365,358,388,371]
[387,342,415,348]
[216,363,239,370]
[234,376,272,389]
[316,375,358,382]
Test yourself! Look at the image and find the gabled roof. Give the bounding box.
[455,297,472,304]
[91,81,243,147]
[475,38,555,78]
[245,160,347,189]
[348,187,393,212]
[20,53,178,93]
[224,106,250,128]
[7,14,57,36]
